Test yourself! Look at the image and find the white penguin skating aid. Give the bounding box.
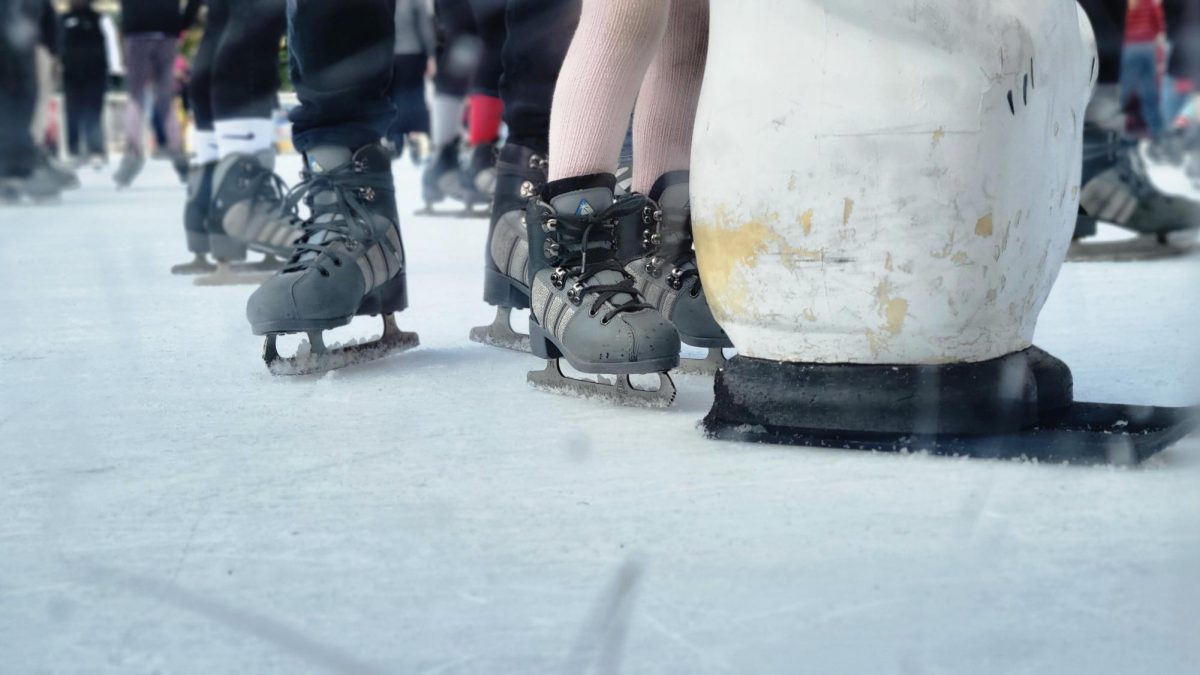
[691,0,1197,464]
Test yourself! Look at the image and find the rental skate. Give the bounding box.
[620,172,733,376]
[524,175,680,407]
[247,143,419,375]
[469,143,547,352]
[195,151,303,286]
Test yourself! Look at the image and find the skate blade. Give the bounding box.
[170,254,217,275]
[468,307,531,353]
[264,314,420,376]
[673,348,729,377]
[527,360,677,409]
[1067,235,1198,262]
[231,255,285,273]
[194,265,274,287]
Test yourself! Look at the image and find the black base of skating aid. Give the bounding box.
[703,349,1198,466]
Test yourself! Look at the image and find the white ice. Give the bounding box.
[1,157,1198,674]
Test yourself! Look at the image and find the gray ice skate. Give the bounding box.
[194,151,302,286]
[621,172,733,376]
[469,143,545,353]
[1073,127,1200,261]
[247,143,418,375]
[524,176,680,407]
[113,152,145,189]
[0,164,63,204]
[171,161,218,275]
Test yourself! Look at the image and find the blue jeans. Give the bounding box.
[1120,41,1163,137]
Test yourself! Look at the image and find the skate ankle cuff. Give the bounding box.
[647,171,690,203]
[545,173,616,200]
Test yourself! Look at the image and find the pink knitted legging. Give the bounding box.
[548,0,709,194]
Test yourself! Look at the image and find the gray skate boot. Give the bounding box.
[621,172,733,375]
[525,174,680,407]
[246,143,418,375]
[195,151,302,286]
[469,143,546,352]
[171,161,218,275]
[113,151,145,189]
[0,163,63,204]
[1073,125,1200,260]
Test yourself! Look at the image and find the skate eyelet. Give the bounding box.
[543,239,560,259]
[320,269,330,277]
[520,181,537,199]
[551,267,569,289]
[333,259,342,267]
[542,217,558,233]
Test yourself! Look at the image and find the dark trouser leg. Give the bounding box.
[64,83,84,157]
[212,0,286,121]
[467,0,506,97]
[82,79,108,157]
[286,0,397,152]
[501,0,580,153]
[388,53,432,143]
[433,0,478,97]
[190,5,221,134]
[149,36,182,153]
[0,5,37,177]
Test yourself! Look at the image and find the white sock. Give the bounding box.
[215,118,276,158]
[192,130,219,165]
[431,94,465,148]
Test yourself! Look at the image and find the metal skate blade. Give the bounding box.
[232,255,285,273]
[264,314,420,376]
[1068,234,1199,262]
[468,307,531,353]
[527,360,676,408]
[673,348,729,376]
[170,254,217,275]
[194,262,273,287]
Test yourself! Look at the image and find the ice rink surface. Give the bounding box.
[2,157,1199,674]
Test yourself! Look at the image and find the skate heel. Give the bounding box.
[482,267,530,309]
[527,322,563,360]
[359,271,409,317]
[210,233,248,262]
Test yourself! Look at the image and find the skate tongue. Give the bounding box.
[548,187,635,308]
[306,146,353,177]
[549,187,614,218]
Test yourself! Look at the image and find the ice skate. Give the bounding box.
[621,172,732,376]
[112,152,145,189]
[171,161,218,275]
[417,138,488,218]
[247,143,419,376]
[39,152,80,191]
[468,143,546,352]
[1071,124,1200,261]
[0,164,63,204]
[462,142,498,198]
[524,176,680,408]
[194,151,303,286]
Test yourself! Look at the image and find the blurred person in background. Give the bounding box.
[386,0,435,165]
[1121,0,1167,137]
[114,0,200,188]
[60,0,114,168]
[0,0,62,201]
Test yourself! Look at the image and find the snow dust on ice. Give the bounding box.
[1,157,1199,674]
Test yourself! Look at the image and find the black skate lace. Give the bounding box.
[280,158,393,277]
[545,194,653,324]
